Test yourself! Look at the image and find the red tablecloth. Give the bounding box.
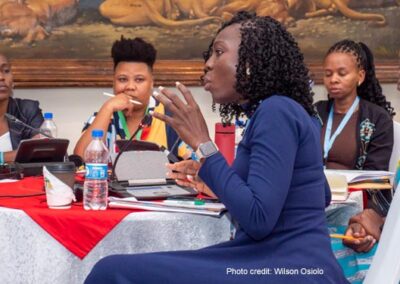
[0,177,135,259]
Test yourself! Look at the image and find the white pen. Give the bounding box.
[103,92,142,105]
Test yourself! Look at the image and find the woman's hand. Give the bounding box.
[166,160,217,198]
[151,82,211,150]
[349,209,384,240]
[342,209,384,253]
[343,222,376,253]
[103,93,135,116]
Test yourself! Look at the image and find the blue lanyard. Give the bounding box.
[323,96,360,160]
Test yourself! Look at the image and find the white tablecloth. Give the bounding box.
[0,207,232,284]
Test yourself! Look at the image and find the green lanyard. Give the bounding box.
[117,109,149,140]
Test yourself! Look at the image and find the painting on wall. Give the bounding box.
[0,0,399,87]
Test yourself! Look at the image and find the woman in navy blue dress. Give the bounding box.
[85,12,348,284]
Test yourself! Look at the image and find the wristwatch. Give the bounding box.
[195,141,219,160]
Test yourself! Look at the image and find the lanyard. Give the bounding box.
[117,109,150,140]
[323,96,359,160]
[117,111,131,139]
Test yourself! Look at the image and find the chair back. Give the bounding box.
[363,184,400,284]
[388,121,400,173]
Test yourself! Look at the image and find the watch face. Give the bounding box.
[200,141,218,157]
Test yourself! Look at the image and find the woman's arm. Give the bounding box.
[152,85,300,241]
[74,103,115,158]
[74,94,135,157]
[199,99,299,240]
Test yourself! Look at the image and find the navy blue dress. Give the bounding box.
[85,96,348,284]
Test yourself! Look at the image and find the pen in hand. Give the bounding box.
[103,92,142,105]
[329,234,363,241]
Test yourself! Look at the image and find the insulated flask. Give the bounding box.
[214,122,235,165]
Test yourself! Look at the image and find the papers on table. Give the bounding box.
[108,197,226,217]
[324,170,395,202]
[325,170,394,184]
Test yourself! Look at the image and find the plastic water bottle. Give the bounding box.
[83,129,109,210]
[40,112,57,138]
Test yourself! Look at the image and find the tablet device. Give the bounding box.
[109,180,197,200]
[109,150,197,200]
[15,138,69,163]
[115,140,160,152]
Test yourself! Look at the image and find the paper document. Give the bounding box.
[108,197,226,217]
[324,169,394,184]
[325,171,348,201]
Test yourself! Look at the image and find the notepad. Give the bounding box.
[108,196,226,217]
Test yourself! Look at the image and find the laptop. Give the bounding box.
[109,148,197,200]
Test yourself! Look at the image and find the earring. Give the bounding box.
[357,81,361,86]
[246,67,251,76]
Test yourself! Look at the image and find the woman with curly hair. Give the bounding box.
[74,36,185,159]
[85,12,348,284]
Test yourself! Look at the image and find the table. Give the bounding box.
[0,207,232,284]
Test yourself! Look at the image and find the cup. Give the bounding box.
[44,162,76,209]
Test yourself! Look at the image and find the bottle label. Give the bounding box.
[85,163,108,180]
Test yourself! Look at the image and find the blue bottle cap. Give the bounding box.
[44,112,53,119]
[92,129,104,138]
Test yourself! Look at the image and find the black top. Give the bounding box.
[316,98,394,216]
[316,98,393,171]
[6,97,44,150]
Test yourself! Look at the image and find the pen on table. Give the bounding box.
[329,234,362,241]
[103,92,142,105]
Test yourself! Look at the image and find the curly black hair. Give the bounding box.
[203,11,316,122]
[326,39,395,117]
[111,36,157,70]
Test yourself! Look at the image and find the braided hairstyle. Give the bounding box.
[111,36,157,71]
[326,39,395,117]
[203,11,316,122]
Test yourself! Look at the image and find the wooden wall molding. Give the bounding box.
[11,59,399,88]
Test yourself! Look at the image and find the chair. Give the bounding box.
[388,121,400,173]
[363,184,400,284]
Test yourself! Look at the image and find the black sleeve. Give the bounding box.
[27,101,44,135]
[19,100,44,139]
[363,114,393,171]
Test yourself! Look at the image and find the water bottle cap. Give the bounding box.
[44,112,53,119]
[91,129,104,138]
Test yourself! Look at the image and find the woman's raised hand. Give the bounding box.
[151,82,211,150]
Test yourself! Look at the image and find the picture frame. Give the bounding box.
[10,59,399,88]
[3,1,399,87]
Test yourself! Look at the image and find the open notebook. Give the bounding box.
[324,169,395,202]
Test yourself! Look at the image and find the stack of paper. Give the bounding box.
[325,169,394,192]
[108,197,226,217]
[324,171,349,201]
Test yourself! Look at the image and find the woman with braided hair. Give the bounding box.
[85,12,348,284]
[316,39,394,172]
[316,40,395,273]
